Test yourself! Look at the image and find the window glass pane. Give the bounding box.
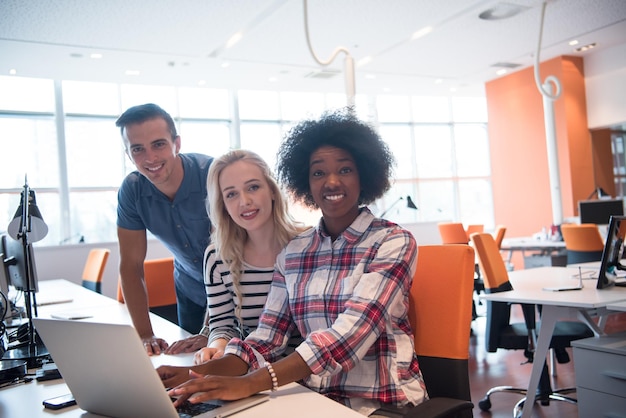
[178,88,230,119]
[377,186,419,224]
[62,81,120,115]
[414,125,453,178]
[412,96,450,122]
[0,76,55,112]
[65,118,125,187]
[120,84,178,113]
[0,116,59,188]
[68,191,118,243]
[458,178,494,229]
[452,97,488,122]
[376,95,410,122]
[378,124,414,179]
[454,124,490,177]
[418,180,456,222]
[238,90,280,120]
[179,121,231,158]
[280,92,325,121]
[240,122,282,170]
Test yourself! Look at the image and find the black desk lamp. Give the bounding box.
[380,195,419,218]
[586,187,610,200]
[2,176,50,368]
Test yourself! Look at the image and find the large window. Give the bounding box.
[0,75,492,246]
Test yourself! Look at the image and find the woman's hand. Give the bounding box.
[164,335,209,354]
[194,347,225,364]
[142,336,169,356]
[168,372,256,407]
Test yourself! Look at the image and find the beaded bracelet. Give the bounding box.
[263,361,278,392]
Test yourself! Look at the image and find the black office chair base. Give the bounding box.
[478,386,577,412]
[513,391,577,417]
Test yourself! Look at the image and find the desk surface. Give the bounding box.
[607,300,626,312]
[0,279,363,418]
[500,237,566,251]
[480,266,626,308]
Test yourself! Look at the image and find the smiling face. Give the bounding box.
[219,160,275,234]
[123,118,181,189]
[309,145,361,238]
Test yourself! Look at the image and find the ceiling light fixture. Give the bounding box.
[225,32,243,49]
[411,26,433,41]
[90,53,103,59]
[575,43,596,52]
[496,69,507,76]
[478,2,529,20]
[9,69,16,75]
[569,40,579,46]
[357,56,372,67]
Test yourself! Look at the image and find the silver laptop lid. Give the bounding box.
[33,318,268,418]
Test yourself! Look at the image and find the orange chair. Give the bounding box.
[81,248,110,294]
[117,257,178,325]
[438,222,470,244]
[465,224,484,242]
[560,223,605,264]
[406,245,475,417]
[493,225,507,250]
[470,232,593,414]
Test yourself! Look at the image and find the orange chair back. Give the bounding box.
[493,225,507,249]
[117,257,176,307]
[82,248,110,283]
[560,224,605,252]
[409,245,475,360]
[465,224,484,241]
[438,222,469,244]
[470,233,510,290]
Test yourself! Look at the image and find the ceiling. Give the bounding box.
[1,0,625,97]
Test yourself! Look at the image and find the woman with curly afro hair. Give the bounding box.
[159,109,426,417]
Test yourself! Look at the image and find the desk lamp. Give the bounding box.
[2,176,50,368]
[380,195,419,218]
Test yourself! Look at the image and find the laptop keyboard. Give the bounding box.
[174,399,220,418]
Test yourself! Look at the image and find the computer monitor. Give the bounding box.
[579,199,624,225]
[1,234,39,293]
[596,215,626,289]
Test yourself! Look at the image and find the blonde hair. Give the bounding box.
[206,149,302,322]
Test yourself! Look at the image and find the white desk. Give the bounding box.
[0,280,363,418]
[501,237,566,268]
[607,300,626,312]
[480,266,626,418]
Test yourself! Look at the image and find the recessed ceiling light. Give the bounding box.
[268,77,278,82]
[226,32,243,49]
[357,56,372,66]
[90,53,103,59]
[496,69,507,76]
[365,74,376,80]
[411,26,433,41]
[9,69,17,75]
[220,62,230,68]
[569,40,579,46]
[479,2,529,20]
[575,43,596,52]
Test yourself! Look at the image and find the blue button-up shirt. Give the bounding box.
[117,153,213,306]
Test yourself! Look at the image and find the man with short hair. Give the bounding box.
[116,103,213,355]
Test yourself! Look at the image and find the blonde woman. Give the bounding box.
[166,149,304,358]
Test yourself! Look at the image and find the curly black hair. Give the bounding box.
[276,108,395,209]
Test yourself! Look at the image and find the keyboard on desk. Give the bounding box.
[174,398,220,418]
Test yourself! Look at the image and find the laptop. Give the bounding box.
[32,318,269,418]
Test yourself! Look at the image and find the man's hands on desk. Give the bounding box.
[142,335,169,355]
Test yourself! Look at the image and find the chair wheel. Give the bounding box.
[478,396,491,411]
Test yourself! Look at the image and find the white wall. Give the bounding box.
[585,43,626,129]
[34,240,172,299]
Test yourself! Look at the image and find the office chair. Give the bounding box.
[465,224,484,242]
[437,222,469,244]
[404,244,475,418]
[560,223,605,264]
[81,248,110,294]
[472,225,507,319]
[438,222,483,320]
[117,257,178,325]
[470,232,594,414]
[493,225,507,250]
